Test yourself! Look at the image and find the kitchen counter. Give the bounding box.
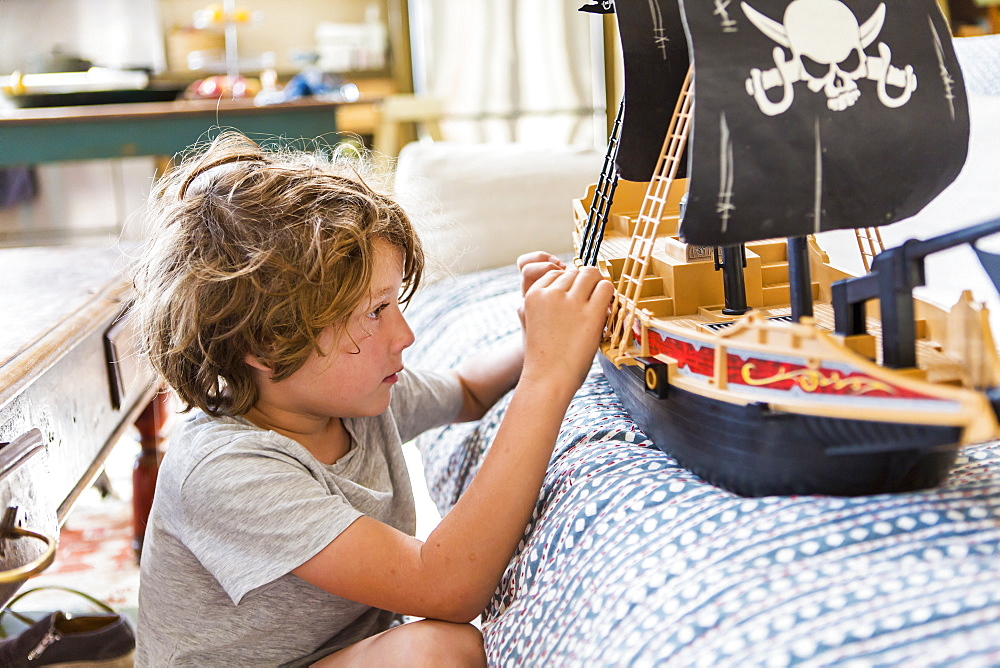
[0,96,344,166]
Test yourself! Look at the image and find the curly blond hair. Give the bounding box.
[131,131,423,416]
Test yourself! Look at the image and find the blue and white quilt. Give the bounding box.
[404,264,1000,667]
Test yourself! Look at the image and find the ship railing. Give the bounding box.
[833,215,1000,369]
[855,227,886,272]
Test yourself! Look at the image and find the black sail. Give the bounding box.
[614,0,691,182]
[675,0,970,246]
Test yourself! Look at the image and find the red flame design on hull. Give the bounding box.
[642,327,936,400]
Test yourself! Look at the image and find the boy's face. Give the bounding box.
[258,239,415,421]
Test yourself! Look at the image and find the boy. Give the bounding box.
[131,131,612,666]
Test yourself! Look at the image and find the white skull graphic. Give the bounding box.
[742,0,917,115]
[785,0,871,109]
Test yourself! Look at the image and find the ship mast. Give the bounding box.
[787,236,813,320]
[606,66,693,364]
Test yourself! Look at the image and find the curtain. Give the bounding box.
[409,0,605,147]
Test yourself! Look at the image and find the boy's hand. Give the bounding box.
[516,251,565,297]
[519,266,614,397]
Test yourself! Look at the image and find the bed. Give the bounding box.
[405,262,1000,666]
[399,36,1000,666]
[410,269,1000,666]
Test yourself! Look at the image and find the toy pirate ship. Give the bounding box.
[576,0,1000,496]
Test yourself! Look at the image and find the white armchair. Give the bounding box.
[393,141,603,280]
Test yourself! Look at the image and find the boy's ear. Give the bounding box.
[244,353,271,372]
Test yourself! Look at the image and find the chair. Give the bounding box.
[374,94,444,156]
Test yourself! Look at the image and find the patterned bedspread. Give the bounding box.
[403,265,1000,667]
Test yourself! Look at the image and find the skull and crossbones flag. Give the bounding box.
[673,0,969,246]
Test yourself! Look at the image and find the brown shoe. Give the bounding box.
[0,610,135,667]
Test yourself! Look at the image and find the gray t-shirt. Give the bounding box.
[135,368,462,667]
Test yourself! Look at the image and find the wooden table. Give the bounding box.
[0,97,342,166]
[0,245,159,605]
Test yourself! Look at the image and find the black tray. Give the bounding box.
[2,86,184,109]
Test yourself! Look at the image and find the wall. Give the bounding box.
[0,0,164,74]
[0,160,156,247]
[0,0,160,246]
[0,0,388,76]
[158,0,390,75]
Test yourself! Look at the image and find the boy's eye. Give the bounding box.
[367,302,390,320]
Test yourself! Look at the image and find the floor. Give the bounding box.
[4,426,443,625]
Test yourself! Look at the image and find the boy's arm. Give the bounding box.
[453,251,565,422]
[451,341,522,422]
[293,263,613,623]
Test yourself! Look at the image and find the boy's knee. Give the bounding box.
[401,620,486,667]
[314,619,484,667]
[449,622,486,665]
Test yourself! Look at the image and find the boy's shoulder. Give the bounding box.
[176,411,266,446]
[169,412,306,473]
[393,367,460,405]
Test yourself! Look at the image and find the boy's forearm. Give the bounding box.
[418,374,576,616]
[288,375,576,624]
[452,338,524,422]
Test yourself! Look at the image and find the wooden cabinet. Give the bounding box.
[0,245,159,603]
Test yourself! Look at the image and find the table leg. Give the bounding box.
[132,390,170,560]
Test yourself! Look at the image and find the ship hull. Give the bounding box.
[600,356,962,497]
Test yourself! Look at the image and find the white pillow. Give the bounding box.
[393,141,603,279]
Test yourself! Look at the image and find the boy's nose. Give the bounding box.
[395,312,415,352]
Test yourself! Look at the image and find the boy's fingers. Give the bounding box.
[516,251,543,269]
[517,251,564,270]
[594,276,613,297]
[592,278,615,307]
[529,267,612,300]
[549,267,582,290]
[529,268,564,290]
[522,261,560,281]
[566,266,608,298]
